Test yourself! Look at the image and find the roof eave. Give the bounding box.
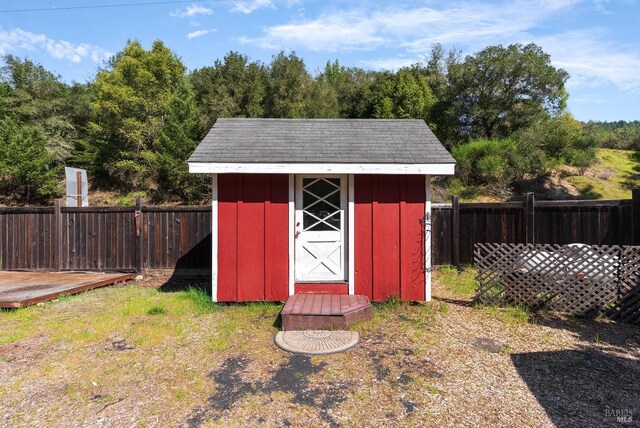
[188,162,456,175]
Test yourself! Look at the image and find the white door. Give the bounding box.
[295,175,347,282]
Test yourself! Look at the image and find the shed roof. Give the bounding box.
[188,118,455,175]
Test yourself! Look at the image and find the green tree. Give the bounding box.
[0,118,60,205]
[444,43,569,142]
[190,51,268,132]
[0,55,77,161]
[515,113,597,173]
[265,51,313,118]
[89,40,191,191]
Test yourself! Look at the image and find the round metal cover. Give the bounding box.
[274,330,360,355]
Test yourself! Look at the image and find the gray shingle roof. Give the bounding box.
[188,118,455,164]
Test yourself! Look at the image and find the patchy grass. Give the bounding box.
[1,276,638,428]
[436,265,477,296]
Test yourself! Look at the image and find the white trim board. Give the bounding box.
[425,174,432,302]
[348,174,355,295]
[211,174,218,302]
[190,162,455,175]
[288,174,295,296]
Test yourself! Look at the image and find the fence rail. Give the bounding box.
[1,191,639,273]
[474,243,640,325]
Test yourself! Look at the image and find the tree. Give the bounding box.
[0,118,60,205]
[190,51,268,132]
[0,55,78,161]
[265,51,313,118]
[515,113,597,172]
[89,40,191,191]
[444,43,569,142]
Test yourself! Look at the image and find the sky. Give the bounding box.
[0,0,638,121]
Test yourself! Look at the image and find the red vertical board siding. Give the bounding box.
[404,175,426,301]
[373,175,401,301]
[237,174,266,301]
[354,175,374,299]
[217,173,289,302]
[354,174,426,302]
[265,174,290,301]
[217,174,239,302]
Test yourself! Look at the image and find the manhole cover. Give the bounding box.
[274,330,360,355]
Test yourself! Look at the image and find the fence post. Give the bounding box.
[54,198,63,271]
[451,195,460,267]
[135,197,144,273]
[524,192,535,244]
[633,189,640,246]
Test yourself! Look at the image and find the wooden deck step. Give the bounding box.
[280,294,372,331]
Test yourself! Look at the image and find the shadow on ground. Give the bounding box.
[512,347,639,427]
[183,354,349,428]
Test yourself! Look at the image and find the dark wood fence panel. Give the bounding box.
[0,208,55,271]
[535,201,633,245]
[143,207,211,270]
[431,206,451,266]
[61,208,137,271]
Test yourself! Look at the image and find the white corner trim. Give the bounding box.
[348,174,355,295]
[189,162,455,176]
[288,174,295,296]
[211,174,218,302]
[425,174,432,302]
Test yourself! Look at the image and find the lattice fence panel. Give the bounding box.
[619,247,640,324]
[474,243,640,324]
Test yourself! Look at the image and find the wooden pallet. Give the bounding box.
[280,294,372,331]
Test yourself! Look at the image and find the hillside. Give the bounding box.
[440,148,639,202]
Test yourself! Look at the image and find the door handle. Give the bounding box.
[295,230,301,238]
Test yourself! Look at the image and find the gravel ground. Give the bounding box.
[1,271,638,427]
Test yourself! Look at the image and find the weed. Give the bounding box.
[147,305,166,315]
[574,356,586,367]
[181,286,218,313]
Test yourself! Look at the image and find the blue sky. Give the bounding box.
[0,0,639,121]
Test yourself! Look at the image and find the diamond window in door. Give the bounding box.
[295,176,347,282]
[302,178,341,232]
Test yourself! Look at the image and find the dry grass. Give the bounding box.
[1,272,638,427]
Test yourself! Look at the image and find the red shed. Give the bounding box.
[188,119,455,302]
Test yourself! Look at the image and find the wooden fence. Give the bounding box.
[432,189,640,265]
[474,243,640,324]
[1,191,639,273]
[0,199,211,273]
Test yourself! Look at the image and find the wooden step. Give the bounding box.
[280,294,372,331]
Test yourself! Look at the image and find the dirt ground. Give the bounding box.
[1,271,638,427]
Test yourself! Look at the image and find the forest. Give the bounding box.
[0,40,638,206]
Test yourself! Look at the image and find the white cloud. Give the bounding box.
[170,4,213,18]
[187,29,216,40]
[0,27,111,63]
[535,30,640,90]
[231,0,273,14]
[359,57,418,71]
[239,0,579,52]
